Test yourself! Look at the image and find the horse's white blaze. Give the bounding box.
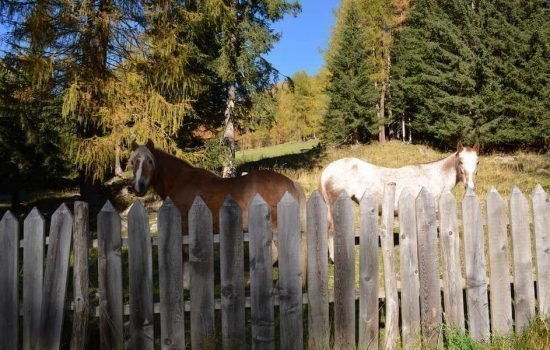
[459,150,478,190]
[135,158,143,191]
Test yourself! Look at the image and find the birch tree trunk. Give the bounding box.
[223,85,237,178]
[115,143,123,177]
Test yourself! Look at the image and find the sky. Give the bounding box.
[265,0,341,78]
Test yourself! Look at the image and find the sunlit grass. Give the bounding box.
[236,139,319,164]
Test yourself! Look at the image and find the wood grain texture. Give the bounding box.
[306,191,329,350]
[38,203,73,350]
[509,187,535,331]
[399,189,421,349]
[248,194,275,350]
[462,189,490,342]
[332,192,355,349]
[219,196,246,350]
[415,188,442,346]
[127,201,154,350]
[0,211,19,350]
[23,208,44,350]
[71,202,90,350]
[97,201,124,350]
[277,192,303,350]
[438,191,465,331]
[359,192,379,350]
[532,184,550,318]
[486,188,512,335]
[158,197,185,350]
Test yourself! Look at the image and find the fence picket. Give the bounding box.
[189,196,215,349]
[220,196,246,350]
[23,208,45,350]
[306,191,329,350]
[380,183,400,349]
[438,191,465,330]
[486,188,512,335]
[359,192,380,350]
[278,192,303,350]
[38,203,73,350]
[333,192,355,349]
[158,197,185,350]
[71,202,90,350]
[399,189,421,349]
[462,189,490,341]
[509,187,535,331]
[97,201,124,350]
[532,184,550,318]
[416,187,442,346]
[127,201,154,349]
[0,211,19,350]
[249,194,275,350]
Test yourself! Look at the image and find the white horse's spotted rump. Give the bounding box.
[319,142,480,260]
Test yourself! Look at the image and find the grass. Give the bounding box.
[236,139,319,164]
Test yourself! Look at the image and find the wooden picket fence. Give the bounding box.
[0,184,549,349]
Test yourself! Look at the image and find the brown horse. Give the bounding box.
[129,140,306,287]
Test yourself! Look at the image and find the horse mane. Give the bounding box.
[151,147,223,178]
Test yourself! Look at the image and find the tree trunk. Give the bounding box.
[115,143,123,177]
[402,115,406,142]
[222,85,237,178]
[379,83,386,144]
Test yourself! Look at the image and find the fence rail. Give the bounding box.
[0,184,549,349]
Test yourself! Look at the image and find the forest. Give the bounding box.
[0,0,548,204]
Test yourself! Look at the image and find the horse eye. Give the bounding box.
[148,159,153,165]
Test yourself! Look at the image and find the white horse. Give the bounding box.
[319,142,480,261]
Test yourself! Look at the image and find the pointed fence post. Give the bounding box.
[158,197,185,350]
[23,208,45,350]
[189,196,215,349]
[510,187,535,331]
[462,189,490,342]
[71,201,90,350]
[128,201,154,350]
[399,189,421,349]
[486,188,512,335]
[38,203,73,350]
[97,201,123,350]
[278,192,303,350]
[219,196,245,350]
[532,184,550,318]
[439,191,465,331]
[359,191,379,350]
[306,191,329,350]
[332,192,355,350]
[248,194,275,350]
[416,187,442,346]
[0,211,19,350]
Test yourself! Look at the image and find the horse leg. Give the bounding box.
[327,206,335,262]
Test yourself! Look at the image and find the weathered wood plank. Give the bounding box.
[509,187,535,331]
[248,194,275,350]
[0,211,19,350]
[381,183,400,350]
[220,196,245,350]
[399,189,421,349]
[333,192,355,349]
[359,191,379,350]
[158,197,185,350]
[306,191,329,350]
[532,184,550,318]
[462,189,490,342]
[71,202,90,350]
[486,188,512,335]
[38,203,74,350]
[189,197,215,349]
[439,191,465,331]
[278,192,303,350]
[416,187,442,346]
[128,201,154,350]
[97,201,124,350]
[23,208,44,350]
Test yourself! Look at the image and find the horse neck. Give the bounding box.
[151,149,196,198]
[426,154,458,192]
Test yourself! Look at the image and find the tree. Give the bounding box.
[322,0,379,144]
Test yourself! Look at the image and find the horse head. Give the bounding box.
[455,141,480,191]
[129,139,156,196]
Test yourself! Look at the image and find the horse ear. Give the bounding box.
[146,139,155,150]
[457,141,464,153]
[473,141,480,153]
[131,140,139,151]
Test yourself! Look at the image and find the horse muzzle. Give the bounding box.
[128,181,148,197]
